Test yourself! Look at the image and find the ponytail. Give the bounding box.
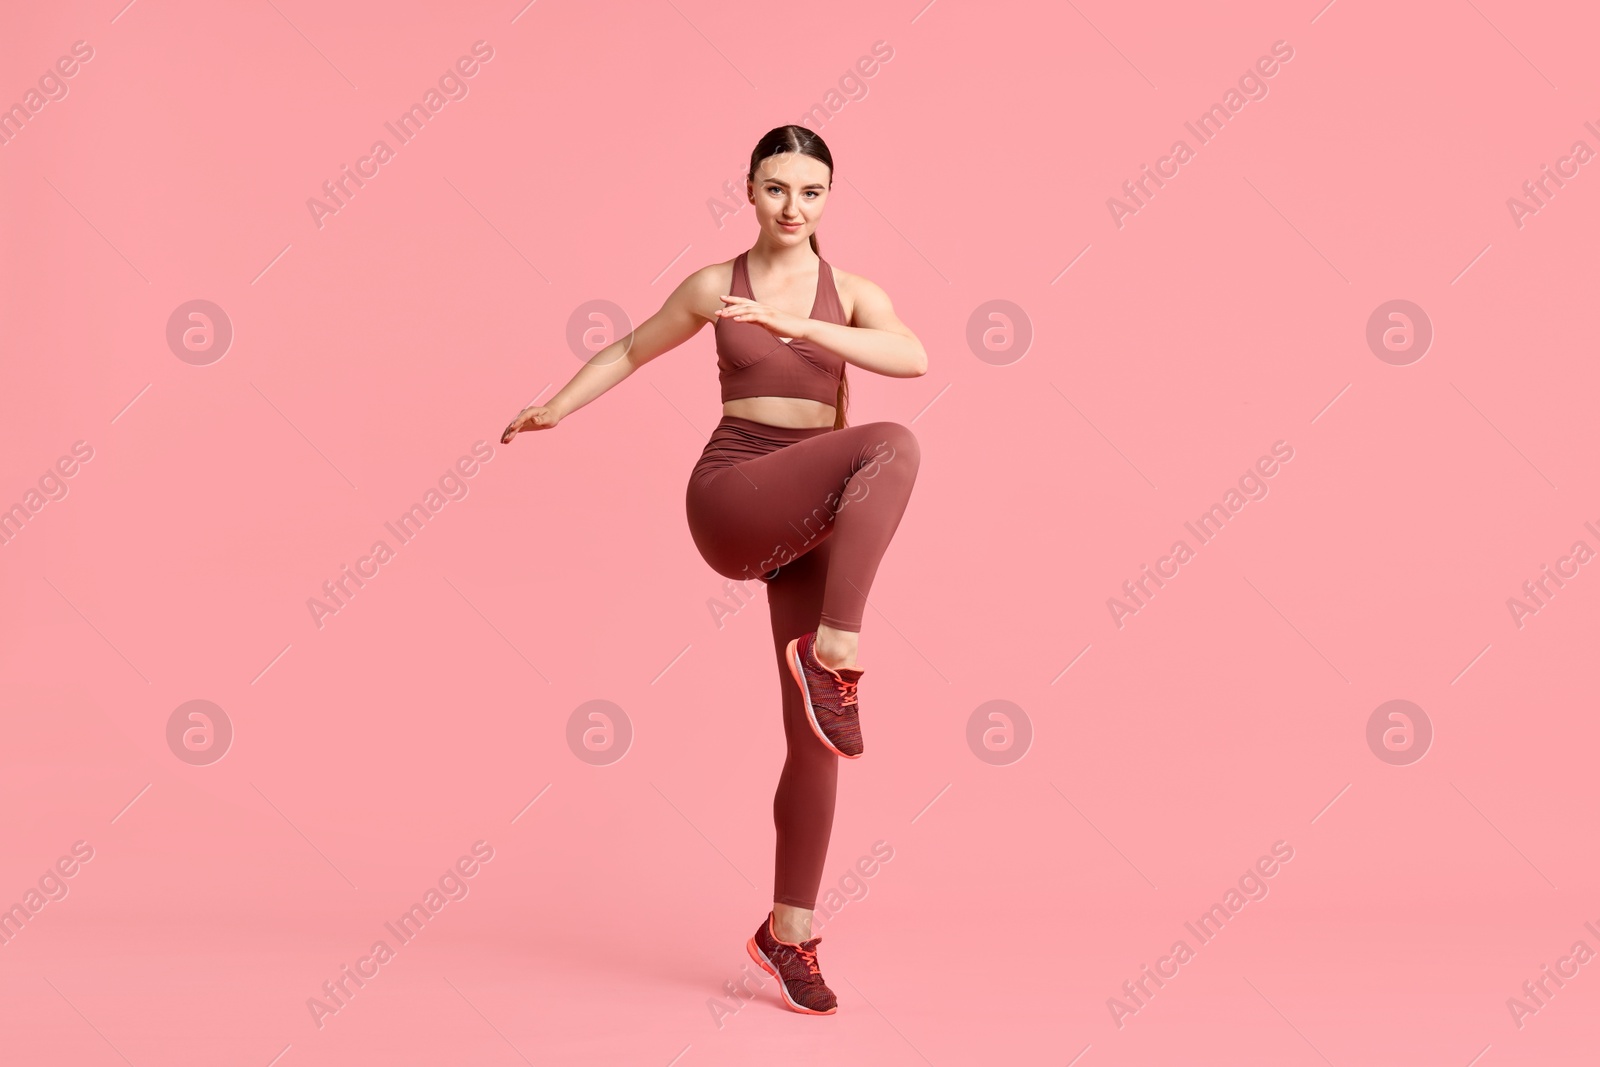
[810,232,849,429]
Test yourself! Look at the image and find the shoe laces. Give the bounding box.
[835,677,858,708]
[791,941,822,978]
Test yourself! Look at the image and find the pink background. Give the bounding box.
[3,0,1599,1063]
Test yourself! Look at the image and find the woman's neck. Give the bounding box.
[749,239,818,271]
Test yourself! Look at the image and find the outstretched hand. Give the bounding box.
[716,295,809,342]
[502,404,561,444]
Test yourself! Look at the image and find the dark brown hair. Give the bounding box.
[748,126,848,429]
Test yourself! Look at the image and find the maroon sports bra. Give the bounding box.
[716,250,847,406]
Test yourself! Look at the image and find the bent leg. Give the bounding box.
[687,421,921,632]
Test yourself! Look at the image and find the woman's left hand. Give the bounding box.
[716,295,809,341]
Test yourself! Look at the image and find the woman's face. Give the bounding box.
[748,152,830,243]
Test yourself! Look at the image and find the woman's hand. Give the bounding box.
[716,296,810,341]
[502,404,561,443]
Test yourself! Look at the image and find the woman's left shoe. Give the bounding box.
[746,910,839,1015]
[785,631,865,758]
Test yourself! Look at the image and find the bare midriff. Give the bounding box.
[722,396,836,429]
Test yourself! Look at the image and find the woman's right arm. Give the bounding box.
[502,267,715,442]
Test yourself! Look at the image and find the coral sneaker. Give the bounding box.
[785,631,865,758]
[746,910,838,1015]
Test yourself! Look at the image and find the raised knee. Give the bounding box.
[875,422,920,472]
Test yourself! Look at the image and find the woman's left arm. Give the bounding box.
[801,274,927,378]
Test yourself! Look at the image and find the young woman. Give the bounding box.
[500,125,925,1016]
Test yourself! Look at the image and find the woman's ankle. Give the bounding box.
[813,626,859,671]
[772,903,814,942]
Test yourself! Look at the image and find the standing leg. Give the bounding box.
[763,538,838,942]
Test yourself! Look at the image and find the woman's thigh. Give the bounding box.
[685,422,909,580]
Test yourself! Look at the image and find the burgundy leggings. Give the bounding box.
[685,415,921,908]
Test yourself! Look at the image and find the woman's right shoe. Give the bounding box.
[785,631,865,758]
[746,910,838,1015]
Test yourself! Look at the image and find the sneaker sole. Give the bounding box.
[745,936,838,1015]
[785,637,861,760]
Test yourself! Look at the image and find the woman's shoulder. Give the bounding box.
[676,256,743,327]
[698,253,746,292]
[826,262,887,327]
